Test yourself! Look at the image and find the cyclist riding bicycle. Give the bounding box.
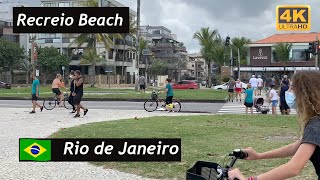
[228,71,320,180]
[52,73,68,107]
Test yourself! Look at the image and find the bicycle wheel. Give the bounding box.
[144,99,158,112]
[172,100,181,112]
[64,95,73,110]
[43,97,56,110]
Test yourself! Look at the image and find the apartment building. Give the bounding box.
[181,53,206,79]
[139,25,188,81]
[29,0,138,81]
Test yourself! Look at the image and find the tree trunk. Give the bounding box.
[122,37,126,84]
[207,60,212,88]
[10,68,13,84]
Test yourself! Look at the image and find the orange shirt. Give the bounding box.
[52,79,63,88]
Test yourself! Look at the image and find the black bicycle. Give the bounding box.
[186,149,248,180]
[144,90,181,112]
[43,92,73,110]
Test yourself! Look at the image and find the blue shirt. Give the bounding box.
[245,88,254,103]
[166,83,174,97]
[32,79,40,94]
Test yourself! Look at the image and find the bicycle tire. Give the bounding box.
[172,100,181,112]
[144,99,158,112]
[43,97,56,110]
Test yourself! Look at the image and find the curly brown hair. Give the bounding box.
[292,71,320,134]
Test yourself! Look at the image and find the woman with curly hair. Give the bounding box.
[229,71,320,180]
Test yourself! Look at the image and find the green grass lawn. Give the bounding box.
[0,86,228,100]
[50,115,315,179]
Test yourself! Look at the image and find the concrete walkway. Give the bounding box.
[0,107,202,180]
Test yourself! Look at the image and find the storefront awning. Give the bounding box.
[234,67,320,71]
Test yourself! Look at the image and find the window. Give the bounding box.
[58,2,70,7]
[44,3,56,7]
[132,53,135,59]
[192,64,194,67]
[291,49,307,61]
[108,49,113,59]
[152,30,160,34]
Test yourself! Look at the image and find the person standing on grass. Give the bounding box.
[269,85,279,115]
[139,75,146,93]
[279,82,290,115]
[73,70,88,118]
[29,73,43,114]
[68,70,76,113]
[228,71,320,180]
[235,79,242,102]
[244,83,254,114]
[227,76,236,102]
[257,75,264,96]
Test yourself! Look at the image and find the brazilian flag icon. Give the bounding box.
[19,139,51,161]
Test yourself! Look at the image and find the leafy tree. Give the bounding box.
[193,27,218,87]
[0,38,25,83]
[274,43,292,74]
[37,46,70,84]
[70,0,122,86]
[231,37,251,66]
[148,59,168,78]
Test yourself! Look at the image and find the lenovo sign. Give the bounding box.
[250,47,271,66]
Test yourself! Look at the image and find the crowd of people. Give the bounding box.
[227,74,293,115]
[30,70,88,118]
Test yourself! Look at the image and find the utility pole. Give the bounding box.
[136,0,140,71]
[230,46,233,77]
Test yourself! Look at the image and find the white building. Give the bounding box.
[29,0,138,79]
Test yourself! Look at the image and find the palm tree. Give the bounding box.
[121,20,137,83]
[231,37,251,65]
[20,59,32,84]
[274,43,292,74]
[193,27,218,87]
[70,0,122,87]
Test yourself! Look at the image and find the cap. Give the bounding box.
[252,75,255,78]
[258,75,261,78]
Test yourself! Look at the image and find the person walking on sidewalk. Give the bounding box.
[249,75,258,96]
[269,84,279,115]
[73,70,88,118]
[52,74,68,107]
[29,73,43,114]
[228,76,236,102]
[244,83,254,114]
[235,79,242,101]
[139,75,146,93]
[68,70,76,113]
[257,75,264,96]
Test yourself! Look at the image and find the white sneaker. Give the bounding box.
[157,107,166,111]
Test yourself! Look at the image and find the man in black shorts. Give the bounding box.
[139,75,146,93]
[73,70,88,118]
[228,76,236,102]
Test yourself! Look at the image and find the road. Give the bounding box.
[0,100,224,114]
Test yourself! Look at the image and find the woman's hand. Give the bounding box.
[243,147,261,160]
[228,168,246,180]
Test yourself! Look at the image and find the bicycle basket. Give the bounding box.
[186,161,220,180]
[151,91,158,100]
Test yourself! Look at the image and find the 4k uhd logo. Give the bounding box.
[276,5,311,31]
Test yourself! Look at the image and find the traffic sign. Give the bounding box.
[142,49,150,55]
[36,70,39,77]
[62,66,65,70]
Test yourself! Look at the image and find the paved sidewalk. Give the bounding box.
[0,107,202,180]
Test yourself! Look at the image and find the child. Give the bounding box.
[244,83,254,114]
[269,85,279,115]
[165,78,174,112]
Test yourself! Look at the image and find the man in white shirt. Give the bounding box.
[269,85,279,115]
[249,75,258,96]
[257,75,264,96]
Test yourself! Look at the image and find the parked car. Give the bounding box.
[172,80,199,89]
[201,80,207,86]
[212,82,247,90]
[0,81,11,89]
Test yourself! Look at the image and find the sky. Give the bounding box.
[8,0,320,53]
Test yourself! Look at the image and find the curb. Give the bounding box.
[0,97,227,103]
